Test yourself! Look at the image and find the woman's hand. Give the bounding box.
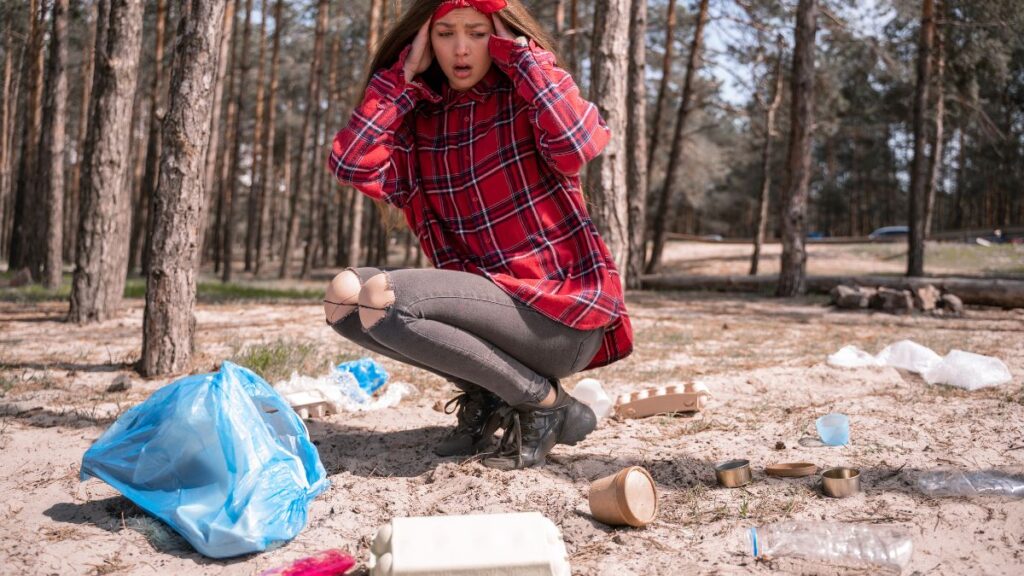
[404,20,433,83]
[491,15,517,41]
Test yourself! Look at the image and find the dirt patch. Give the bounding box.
[1,294,1022,575]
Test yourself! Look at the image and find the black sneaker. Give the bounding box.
[433,388,505,457]
[482,381,596,470]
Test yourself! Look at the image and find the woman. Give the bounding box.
[326,0,632,470]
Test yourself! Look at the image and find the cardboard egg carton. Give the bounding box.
[283,391,337,420]
[614,382,711,419]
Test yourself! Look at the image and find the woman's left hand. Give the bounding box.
[492,15,517,40]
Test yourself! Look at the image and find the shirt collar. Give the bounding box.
[441,65,505,105]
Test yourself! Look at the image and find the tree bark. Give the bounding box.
[749,36,784,276]
[776,0,816,297]
[129,0,168,276]
[255,0,282,276]
[586,0,631,286]
[69,0,145,324]
[646,0,709,274]
[65,1,100,263]
[10,0,46,278]
[924,3,944,239]
[245,0,269,272]
[567,0,579,76]
[222,0,253,283]
[624,0,647,289]
[0,20,15,261]
[645,0,676,181]
[199,0,236,271]
[906,0,934,277]
[40,0,70,289]
[302,32,337,279]
[141,0,227,376]
[280,0,328,278]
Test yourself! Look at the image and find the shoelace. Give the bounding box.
[488,406,524,469]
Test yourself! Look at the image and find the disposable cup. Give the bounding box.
[816,413,850,446]
[588,466,658,527]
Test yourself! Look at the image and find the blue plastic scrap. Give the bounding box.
[80,361,328,558]
[336,357,388,395]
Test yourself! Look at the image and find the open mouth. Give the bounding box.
[453,64,473,79]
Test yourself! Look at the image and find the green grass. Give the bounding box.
[0,274,320,303]
[844,242,1023,277]
[228,339,360,383]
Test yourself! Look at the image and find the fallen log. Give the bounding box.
[639,274,1024,309]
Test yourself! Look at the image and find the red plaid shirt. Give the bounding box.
[329,36,632,370]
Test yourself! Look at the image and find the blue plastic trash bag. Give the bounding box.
[336,358,388,395]
[80,361,328,558]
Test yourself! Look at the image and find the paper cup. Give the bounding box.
[588,466,658,527]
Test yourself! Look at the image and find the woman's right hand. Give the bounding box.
[404,20,432,83]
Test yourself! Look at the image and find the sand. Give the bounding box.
[1,292,1022,575]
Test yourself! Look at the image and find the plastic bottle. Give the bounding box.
[917,470,1024,498]
[569,378,613,419]
[748,521,913,572]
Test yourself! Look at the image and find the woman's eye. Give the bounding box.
[438,32,452,37]
[473,33,487,38]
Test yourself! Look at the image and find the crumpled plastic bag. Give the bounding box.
[80,361,328,558]
[827,340,1012,391]
[335,357,389,395]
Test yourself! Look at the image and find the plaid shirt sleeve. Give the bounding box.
[488,36,611,177]
[328,46,441,208]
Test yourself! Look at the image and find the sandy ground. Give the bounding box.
[1,285,1023,576]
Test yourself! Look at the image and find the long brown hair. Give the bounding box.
[365,0,561,91]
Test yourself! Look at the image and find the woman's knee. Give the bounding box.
[358,272,395,330]
[324,270,361,325]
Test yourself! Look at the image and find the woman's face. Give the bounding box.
[431,8,494,91]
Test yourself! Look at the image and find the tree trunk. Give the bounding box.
[624,0,647,289]
[65,1,100,263]
[69,0,145,324]
[245,0,269,272]
[40,0,70,289]
[645,0,676,181]
[776,0,816,297]
[255,0,282,276]
[280,0,328,278]
[567,0,579,76]
[646,0,709,274]
[906,0,933,277]
[10,0,46,278]
[924,4,944,239]
[749,36,784,277]
[141,0,227,376]
[271,127,291,265]
[0,20,15,261]
[586,0,631,286]
[199,0,236,271]
[221,0,253,283]
[302,31,337,279]
[129,0,168,276]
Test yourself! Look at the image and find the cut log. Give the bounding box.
[640,274,1024,309]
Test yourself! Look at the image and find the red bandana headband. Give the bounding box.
[431,0,507,23]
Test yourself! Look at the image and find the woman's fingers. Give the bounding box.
[405,20,432,81]
[492,15,515,39]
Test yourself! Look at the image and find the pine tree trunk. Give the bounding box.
[923,4,944,239]
[777,0,817,297]
[40,0,70,290]
[245,0,269,272]
[280,0,328,278]
[141,0,227,376]
[645,0,676,181]
[0,21,14,261]
[624,0,647,289]
[749,37,784,277]
[646,0,709,274]
[271,127,291,265]
[347,192,365,268]
[69,0,145,324]
[302,32,337,279]
[200,0,236,271]
[65,1,100,263]
[255,0,282,276]
[222,0,253,283]
[567,0,579,76]
[129,0,168,276]
[10,0,46,278]
[906,0,934,277]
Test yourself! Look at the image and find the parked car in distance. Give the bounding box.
[868,225,909,240]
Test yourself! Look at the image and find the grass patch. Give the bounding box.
[229,339,359,383]
[0,275,318,303]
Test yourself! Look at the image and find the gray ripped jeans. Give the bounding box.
[327,267,604,407]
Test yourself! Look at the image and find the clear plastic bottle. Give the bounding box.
[748,521,913,572]
[917,470,1024,498]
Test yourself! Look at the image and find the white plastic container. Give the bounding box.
[369,512,571,576]
[570,378,613,419]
